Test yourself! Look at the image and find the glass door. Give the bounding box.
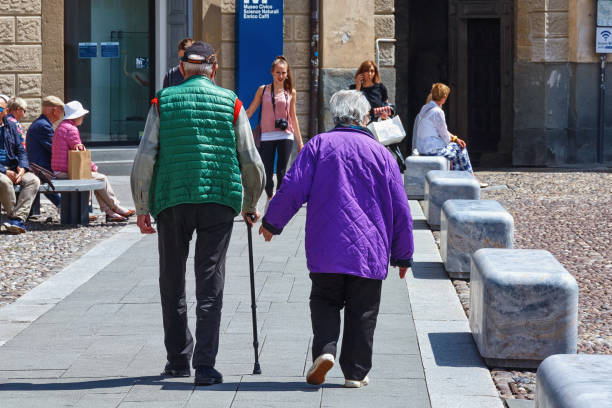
[64,0,154,145]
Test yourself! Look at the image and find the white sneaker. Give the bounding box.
[344,376,369,388]
[306,353,335,385]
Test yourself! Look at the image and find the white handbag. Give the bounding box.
[367,116,406,146]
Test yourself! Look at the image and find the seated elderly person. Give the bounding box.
[0,96,40,234]
[26,96,65,209]
[259,90,414,388]
[52,101,134,222]
[413,83,486,187]
[7,97,27,147]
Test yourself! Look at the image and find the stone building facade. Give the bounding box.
[513,0,612,165]
[198,0,396,138]
[0,0,63,131]
[1,0,608,165]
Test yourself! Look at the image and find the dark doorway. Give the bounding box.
[395,0,514,166]
[395,0,449,152]
[467,18,501,155]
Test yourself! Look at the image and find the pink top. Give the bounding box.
[51,119,97,173]
[260,85,294,135]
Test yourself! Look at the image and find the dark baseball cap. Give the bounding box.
[181,41,217,64]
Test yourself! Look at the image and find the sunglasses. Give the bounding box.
[0,107,4,113]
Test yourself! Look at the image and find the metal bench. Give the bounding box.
[6,179,105,225]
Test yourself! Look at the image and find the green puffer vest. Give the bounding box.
[149,75,243,218]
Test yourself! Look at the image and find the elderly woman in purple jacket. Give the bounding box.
[259,90,414,388]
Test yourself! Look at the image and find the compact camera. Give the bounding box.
[275,118,289,131]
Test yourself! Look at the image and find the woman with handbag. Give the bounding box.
[350,60,406,172]
[246,56,303,209]
[51,101,135,222]
[349,60,392,121]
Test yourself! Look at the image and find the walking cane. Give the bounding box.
[246,214,262,374]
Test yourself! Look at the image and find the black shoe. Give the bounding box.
[194,366,223,386]
[161,361,190,377]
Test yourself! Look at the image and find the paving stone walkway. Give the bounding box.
[0,201,432,407]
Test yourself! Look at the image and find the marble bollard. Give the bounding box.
[536,354,612,408]
[469,249,578,368]
[440,200,514,279]
[424,170,480,230]
[403,156,449,200]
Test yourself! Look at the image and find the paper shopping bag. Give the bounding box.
[68,149,92,179]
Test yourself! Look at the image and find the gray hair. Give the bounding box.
[329,90,371,126]
[8,97,27,112]
[182,61,214,77]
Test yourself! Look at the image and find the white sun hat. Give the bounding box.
[64,100,89,120]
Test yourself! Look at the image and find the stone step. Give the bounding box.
[94,160,134,176]
[89,148,137,176]
[90,147,137,162]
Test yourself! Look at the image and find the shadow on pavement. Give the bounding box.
[428,332,484,368]
[411,262,448,280]
[0,376,339,392]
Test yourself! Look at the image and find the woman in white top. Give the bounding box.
[413,83,475,174]
[246,56,303,202]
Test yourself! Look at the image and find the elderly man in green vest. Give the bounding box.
[131,41,265,386]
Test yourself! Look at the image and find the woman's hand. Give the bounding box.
[259,225,274,242]
[398,267,408,279]
[297,140,304,153]
[455,137,466,150]
[354,74,364,90]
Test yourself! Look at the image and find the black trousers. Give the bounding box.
[258,139,293,197]
[309,273,382,381]
[157,203,234,368]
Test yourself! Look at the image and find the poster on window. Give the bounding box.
[598,0,612,26]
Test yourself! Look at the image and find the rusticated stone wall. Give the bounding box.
[0,0,63,131]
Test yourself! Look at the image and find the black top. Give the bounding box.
[162,65,185,88]
[349,82,388,111]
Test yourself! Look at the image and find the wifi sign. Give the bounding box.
[596,27,612,53]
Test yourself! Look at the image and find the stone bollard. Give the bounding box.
[440,200,514,278]
[424,170,480,230]
[403,156,449,200]
[536,354,612,408]
[469,249,578,369]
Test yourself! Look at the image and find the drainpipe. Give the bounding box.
[308,0,320,139]
[376,38,396,69]
[598,55,606,164]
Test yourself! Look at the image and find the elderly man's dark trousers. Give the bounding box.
[157,203,234,369]
[309,273,382,381]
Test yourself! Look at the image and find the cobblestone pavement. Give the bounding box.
[0,203,130,308]
[444,168,612,401]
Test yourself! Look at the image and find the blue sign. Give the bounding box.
[101,42,120,58]
[78,42,97,58]
[235,0,284,126]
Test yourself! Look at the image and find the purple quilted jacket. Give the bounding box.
[262,126,414,280]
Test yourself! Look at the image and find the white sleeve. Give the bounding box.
[431,108,451,145]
